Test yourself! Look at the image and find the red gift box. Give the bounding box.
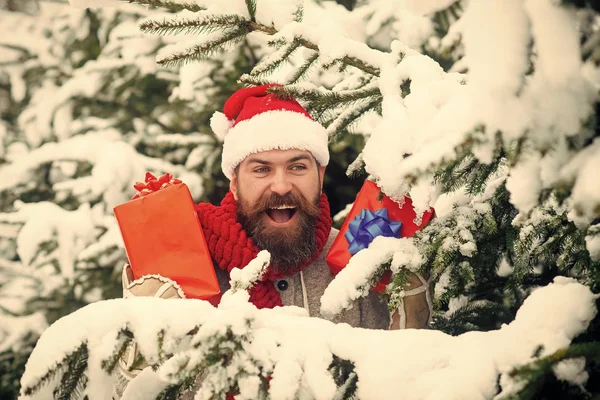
[114,181,221,305]
[326,179,435,292]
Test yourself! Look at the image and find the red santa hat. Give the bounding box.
[210,84,330,179]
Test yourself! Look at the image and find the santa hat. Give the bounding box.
[210,84,329,179]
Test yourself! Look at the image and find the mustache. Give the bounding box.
[253,191,320,217]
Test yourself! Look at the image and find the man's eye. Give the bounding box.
[291,165,307,171]
[254,167,269,173]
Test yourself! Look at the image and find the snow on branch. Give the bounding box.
[229,250,271,292]
[320,236,411,318]
[19,278,598,399]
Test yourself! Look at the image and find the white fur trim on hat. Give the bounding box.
[221,110,329,179]
[210,111,234,141]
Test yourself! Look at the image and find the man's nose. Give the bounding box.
[270,170,293,196]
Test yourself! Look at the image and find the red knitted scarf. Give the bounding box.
[195,192,332,309]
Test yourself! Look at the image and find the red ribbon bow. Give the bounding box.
[132,172,182,199]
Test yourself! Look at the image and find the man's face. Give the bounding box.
[231,149,326,273]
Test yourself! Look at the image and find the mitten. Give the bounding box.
[117,266,185,380]
[389,272,432,330]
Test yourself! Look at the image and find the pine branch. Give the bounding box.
[245,0,257,20]
[157,329,167,363]
[144,13,380,76]
[265,84,324,103]
[129,353,147,372]
[293,4,304,22]
[245,22,380,77]
[387,268,413,311]
[21,343,88,397]
[346,153,365,178]
[433,152,477,193]
[430,300,509,335]
[250,38,302,76]
[52,344,89,400]
[506,342,600,400]
[157,27,249,67]
[310,85,381,115]
[156,377,197,400]
[140,14,248,36]
[329,356,357,399]
[286,51,318,83]
[326,97,381,140]
[238,74,273,87]
[332,372,357,400]
[124,0,206,12]
[101,330,132,375]
[465,146,505,196]
[403,124,488,185]
[329,356,356,385]
[264,84,380,121]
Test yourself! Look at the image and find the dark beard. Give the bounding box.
[237,190,320,276]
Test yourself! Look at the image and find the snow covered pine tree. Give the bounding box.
[0,0,266,398]
[14,0,600,399]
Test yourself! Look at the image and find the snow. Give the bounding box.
[229,250,271,292]
[586,231,600,261]
[553,357,589,386]
[465,0,529,96]
[506,154,543,215]
[0,312,47,353]
[497,258,515,278]
[332,202,353,225]
[320,236,422,318]
[20,278,598,400]
[121,368,170,400]
[11,201,96,279]
[570,143,600,220]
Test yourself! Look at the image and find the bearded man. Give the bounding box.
[114,85,431,398]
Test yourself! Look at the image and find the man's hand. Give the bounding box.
[122,265,185,299]
[117,265,185,383]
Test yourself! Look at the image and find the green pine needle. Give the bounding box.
[129,353,147,372]
[156,377,197,400]
[52,344,89,400]
[245,0,257,20]
[505,342,600,400]
[286,51,318,84]
[239,74,273,87]
[329,356,357,399]
[157,27,249,67]
[251,38,302,76]
[293,4,304,23]
[327,97,381,141]
[140,14,249,36]
[100,330,132,374]
[21,343,88,397]
[431,300,509,335]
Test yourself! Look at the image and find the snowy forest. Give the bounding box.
[1,0,600,399]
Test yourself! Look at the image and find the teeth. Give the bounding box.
[271,205,295,210]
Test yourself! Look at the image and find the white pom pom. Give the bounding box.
[210,111,233,141]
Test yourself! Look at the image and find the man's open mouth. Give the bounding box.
[265,205,297,224]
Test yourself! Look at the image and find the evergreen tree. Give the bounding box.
[0,1,256,397]
[0,1,379,397]
[10,0,600,399]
